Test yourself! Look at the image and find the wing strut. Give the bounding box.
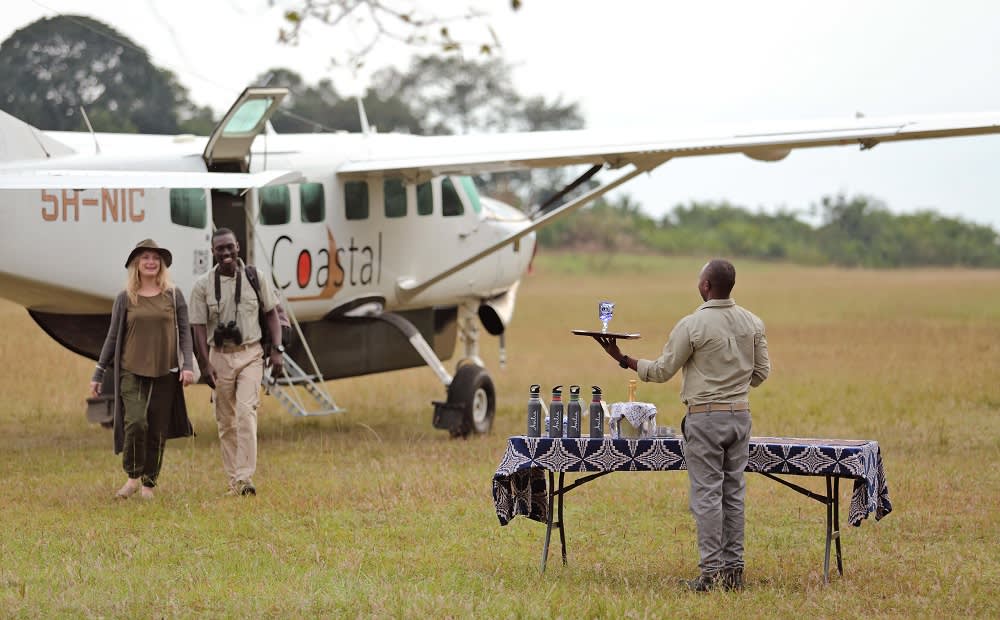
[530,164,602,218]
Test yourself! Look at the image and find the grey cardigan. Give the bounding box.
[91,289,195,454]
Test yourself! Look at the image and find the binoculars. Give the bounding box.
[213,320,243,347]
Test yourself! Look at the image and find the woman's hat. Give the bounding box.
[125,238,173,268]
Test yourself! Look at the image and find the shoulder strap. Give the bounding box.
[244,264,263,303]
[213,266,241,305]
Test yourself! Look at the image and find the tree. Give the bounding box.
[369,55,584,207]
[252,67,422,133]
[372,55,521,134]
[278,0,523,71]
[0,15,209,134]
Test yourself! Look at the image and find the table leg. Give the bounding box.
[759,472,846,583]
[537,470,611,572]
[557,472,567,566]
[541,470,556,572]
[823,475,844,583]
[833,476,843,576]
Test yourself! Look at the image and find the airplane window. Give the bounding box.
[345,181,369,220]
[300,182,325,223]
[441,177,464,217]
[459,176,482,213]
[259,185,290,225]
[417,181,433,215]
[384,179,406,218]
[222,98,271,135]
[169,188,207,229]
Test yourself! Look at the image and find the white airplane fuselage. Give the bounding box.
[0,130,536,320]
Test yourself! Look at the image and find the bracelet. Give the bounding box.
[619,355,630,369]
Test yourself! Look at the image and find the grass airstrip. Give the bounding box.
[1,253,998,617]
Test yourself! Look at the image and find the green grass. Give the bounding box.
[2,253,999,617]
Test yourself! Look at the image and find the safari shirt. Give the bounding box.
[636,298,770,406]
[189,260,279,347]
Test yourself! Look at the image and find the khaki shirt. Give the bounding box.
[189,260,279,347]
[636,298,770,405]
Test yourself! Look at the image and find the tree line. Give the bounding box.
[537,194,1000,268]
[3,15,997,268]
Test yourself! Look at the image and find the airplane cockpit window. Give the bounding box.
[300,182,325,223]
[384,179,406,218]
[345,181,369,220]
[169,188,207,229]
[222,99,272,136]
[416,181,433,215]
[459,176,482,213]
[259,184,290,225]
[441,177,464,217]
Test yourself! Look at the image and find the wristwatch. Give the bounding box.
[619,355,630,369]
[273,344,285,354]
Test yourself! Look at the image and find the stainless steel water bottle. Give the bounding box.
[547,385,564,438]
[527,384,542,437]
[566,385,582,438]
[589,386,604,438]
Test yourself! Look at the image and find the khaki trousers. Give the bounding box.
[683,409,752,574]
[210,343,264,487]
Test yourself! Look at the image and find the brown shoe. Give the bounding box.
[115,479,141,500]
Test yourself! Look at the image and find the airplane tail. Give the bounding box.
[0,109,75,163]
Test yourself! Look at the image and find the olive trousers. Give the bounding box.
[120,371,176,487]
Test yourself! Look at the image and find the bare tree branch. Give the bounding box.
[276,1,520,70]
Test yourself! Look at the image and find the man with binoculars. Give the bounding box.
[190,228,284,497]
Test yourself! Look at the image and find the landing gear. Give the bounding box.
[440,364,495,437]
[375,308,496,437]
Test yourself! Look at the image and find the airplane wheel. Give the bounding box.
[447,364,495,438]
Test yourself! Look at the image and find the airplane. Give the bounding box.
[2,87,999,436]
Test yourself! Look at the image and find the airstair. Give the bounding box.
[264,352,345,418]
[247,219,345,418]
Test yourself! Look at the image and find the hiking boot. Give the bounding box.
[720,567,744,591]
[236,479,256,496]
[683,572,719,592]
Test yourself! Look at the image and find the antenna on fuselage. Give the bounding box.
[79,106,101,155]
[356,96,372,135]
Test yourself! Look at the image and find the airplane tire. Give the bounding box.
[447,364,495,438]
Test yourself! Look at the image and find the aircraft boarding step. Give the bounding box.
[265,353,346,418]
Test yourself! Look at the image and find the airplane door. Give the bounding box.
[211,189,249,263]
[202,87,287,172]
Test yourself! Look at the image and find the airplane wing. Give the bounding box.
[337,111,1000,179]
[368,110,1000,297]
[0,168,303,190]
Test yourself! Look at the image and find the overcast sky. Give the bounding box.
[5,0,1000,229]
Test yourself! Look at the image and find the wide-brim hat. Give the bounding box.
[125,238,173,268]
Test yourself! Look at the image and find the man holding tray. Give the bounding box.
[596,259,770,592]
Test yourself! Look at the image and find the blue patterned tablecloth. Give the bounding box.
[493,436,891,528]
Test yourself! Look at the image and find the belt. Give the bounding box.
[212,342,259,354]
[687,401,749,414]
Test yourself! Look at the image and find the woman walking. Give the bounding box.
[90,239,196,499]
